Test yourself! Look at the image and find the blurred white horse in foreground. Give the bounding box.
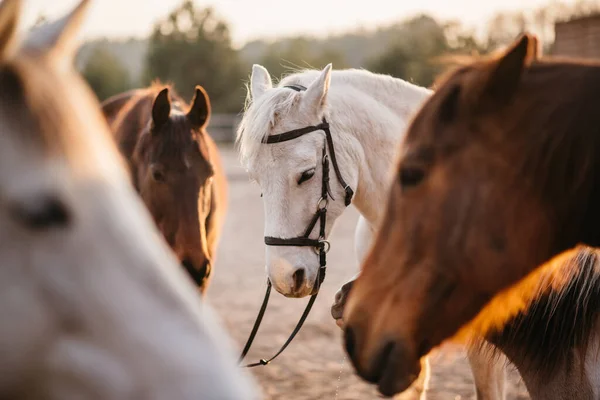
[0,0,258,398]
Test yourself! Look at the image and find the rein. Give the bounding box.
[239,84,354,368]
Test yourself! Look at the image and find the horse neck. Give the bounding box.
[519,362,598,400]
[518,64,600,253]
[325,72,431,225]
[514,333,600,400]
[477,248,600,399]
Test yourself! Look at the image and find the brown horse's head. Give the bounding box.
[133,86,215,292]
[343,33,600,396]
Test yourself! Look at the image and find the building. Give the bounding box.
[553,14,600,59]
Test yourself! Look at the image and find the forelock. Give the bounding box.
[236,68,330,171]
[236,85,298,169]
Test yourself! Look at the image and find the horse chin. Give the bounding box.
[375,354,422,398]
[279,285,315,298]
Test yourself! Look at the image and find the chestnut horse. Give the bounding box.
[102,85,227,294]
[0,0,257,397]
[344,33,600,397]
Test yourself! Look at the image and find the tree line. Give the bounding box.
[79,0,600,113]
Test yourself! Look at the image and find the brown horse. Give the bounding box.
[101,85,227,294]
[343,33,600,397]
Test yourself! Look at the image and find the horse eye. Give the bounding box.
[399,166,426,189]
[298,168,316,185]
[150,165,165,182]
[11,195,71,230]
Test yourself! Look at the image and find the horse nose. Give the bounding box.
[292,268,305,293]
[181,258,210,287]
[182,258,194,274]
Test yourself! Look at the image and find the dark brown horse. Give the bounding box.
[343,33,600,397]
[102,84,227,294]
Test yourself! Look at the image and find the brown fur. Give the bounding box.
[344,33,600,397]
[466,247,600,398]
[101,83,227,295]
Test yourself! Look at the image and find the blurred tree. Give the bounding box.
[366,15,451,88]
[485,11,529,50]
[145,0,245,112]
[259,37,349,80]
[82,46,130,101]
[443,21,490,55]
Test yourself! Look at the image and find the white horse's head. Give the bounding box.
[237,64,357,297]
[0,1,257,398]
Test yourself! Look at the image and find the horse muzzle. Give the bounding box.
[181,258,211,290]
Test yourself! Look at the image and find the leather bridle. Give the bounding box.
[239,84,354,368]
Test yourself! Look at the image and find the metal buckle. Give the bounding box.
[317,197,329,210]
[313,238,330,254]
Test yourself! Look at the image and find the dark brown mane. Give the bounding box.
[134,112,210,166]
[502,60,600,250]
[427,53,600,252]
[482,247,600,378]
[109,82,186,160]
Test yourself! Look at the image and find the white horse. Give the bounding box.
[0,0,258,398]
[237,63,507,399]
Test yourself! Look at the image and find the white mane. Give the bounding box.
[236,68,430,171]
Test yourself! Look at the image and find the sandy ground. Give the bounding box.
[207,144,530,400]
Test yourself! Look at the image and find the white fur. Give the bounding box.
[23,0,89,70]
[237,64,507,399]
[238,65,430,295]
[0,1,259,398]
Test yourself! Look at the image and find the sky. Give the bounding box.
[22,0,578,47]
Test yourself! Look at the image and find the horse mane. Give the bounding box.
[236,75,303,170]
[235,67,430,170]
[432,50,600,249]
[458,247,600,377]
[110,81,189,161]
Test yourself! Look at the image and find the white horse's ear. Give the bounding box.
[302,63,332,115]
[251,64,272,100]
[0,0,22,62]
[23,0,91,69]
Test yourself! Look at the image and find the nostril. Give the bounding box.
[181,258,210,286]
[181,258,194,273]
[292,268,305,292]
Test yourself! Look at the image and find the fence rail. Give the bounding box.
[208,113,241,142]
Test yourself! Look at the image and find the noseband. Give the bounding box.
[239,84,354,367]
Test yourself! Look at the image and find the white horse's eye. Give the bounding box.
[11,195,71,230]
[298,168,316,185]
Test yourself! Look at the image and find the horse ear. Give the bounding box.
[0,0,21,62]
[302,63,332,116]
[188,86,211,128]
[251,64,272,100]
[23,0,91,69]
[152,88,171,129]
[481,33,537,105]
